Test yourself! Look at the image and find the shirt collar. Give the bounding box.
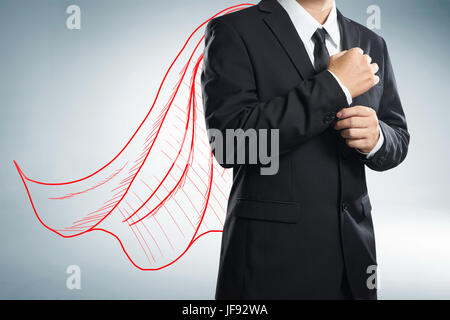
[278,0,340,48]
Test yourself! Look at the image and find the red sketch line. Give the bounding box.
[132,192,164,257]
[118,207,153,265]
[122,38,204,224]
[48,161,128,200]
[13,3,253,270]
[16,3,253,186]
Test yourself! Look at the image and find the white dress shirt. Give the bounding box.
[277,0,383,158]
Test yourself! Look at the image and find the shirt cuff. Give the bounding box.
[357,124,384,159]
[328,70,352,106]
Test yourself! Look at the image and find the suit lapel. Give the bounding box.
[257,1,361,80]
[337,9,364,112]
[336,10,363,157]
[258,0,316,79]
[337,10,360,52]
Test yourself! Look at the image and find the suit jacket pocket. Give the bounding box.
[344,193,372,223]
[230,198,300,224]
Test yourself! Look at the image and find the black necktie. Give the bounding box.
[311,28,330,72]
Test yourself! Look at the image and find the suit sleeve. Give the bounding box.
[360,38,410,171]
[201,18,348,168]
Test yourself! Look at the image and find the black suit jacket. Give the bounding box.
[201,0,409,299]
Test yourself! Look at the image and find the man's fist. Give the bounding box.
[334,106,380,153]
[328,48,379,98]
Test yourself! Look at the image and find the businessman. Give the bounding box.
[201,0,409,299]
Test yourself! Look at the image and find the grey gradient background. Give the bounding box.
[0,0,449,299]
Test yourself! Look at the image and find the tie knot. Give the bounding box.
[312,28,328,45]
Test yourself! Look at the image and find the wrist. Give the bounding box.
[359,127,381,154]
[328,70,352,106]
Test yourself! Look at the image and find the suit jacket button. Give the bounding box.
[342,202,349,211]
[323,113,334,124]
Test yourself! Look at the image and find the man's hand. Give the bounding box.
[334,106,380,153]
[328,48,379,98]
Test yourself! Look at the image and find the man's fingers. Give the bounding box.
[333,50,348,58]
[345,138,368,149]
[350,47,364,55]
[336,106,373,120]
[364,54,372,64]
[370,63,379,74]
[334,117,368,130]
[373,75,380,85]
[340,128,367,139]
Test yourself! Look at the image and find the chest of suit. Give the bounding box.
[241,16,385,114]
